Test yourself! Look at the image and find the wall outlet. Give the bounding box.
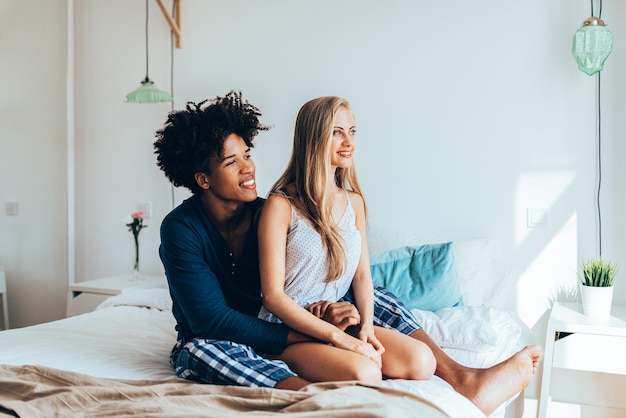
[138,201,152,218]
[5,200,18,216]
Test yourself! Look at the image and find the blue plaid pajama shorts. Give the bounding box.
[170,286,421,387]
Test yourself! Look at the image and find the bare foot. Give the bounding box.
[454,345,543,416]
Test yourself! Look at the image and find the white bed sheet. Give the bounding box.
[0,304,178,380]
[0,288,526,418]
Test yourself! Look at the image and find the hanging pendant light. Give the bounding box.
[125,0,172,103]
[572,16,613,76]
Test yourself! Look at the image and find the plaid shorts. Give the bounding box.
[170,286,422,387]
[170,338,295,387]
[369,286,421,335]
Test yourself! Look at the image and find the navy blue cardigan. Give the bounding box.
[159,195,288,354]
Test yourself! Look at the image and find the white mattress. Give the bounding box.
[0,303,177,380]
[0,288,524,418]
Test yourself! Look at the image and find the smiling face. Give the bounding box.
[197,133,257,204]
[329,107,356,170]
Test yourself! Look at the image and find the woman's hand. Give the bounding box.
[358,324,385,356]
[336,332,382,368]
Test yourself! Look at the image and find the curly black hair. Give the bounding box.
[153,90,270,194]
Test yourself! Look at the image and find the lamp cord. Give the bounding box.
[591,0,603,258]
[169,0,176,111]
[597,73,602,258]
[590,0,603,18]
[144,0,150,81]
[169,0,177,209]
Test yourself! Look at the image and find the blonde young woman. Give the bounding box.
[257,96,437,383]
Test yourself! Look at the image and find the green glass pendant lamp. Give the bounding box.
[572,2,613,258]
[125,0,172,103]
[125,77,172,103]
[572,16,613,76]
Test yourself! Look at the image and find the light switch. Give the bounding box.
[527,208,549,228]
[5,200,18,216]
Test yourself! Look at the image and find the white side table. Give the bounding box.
[537,302,626,418]
[0,267,8,330]
[66,274,167,317]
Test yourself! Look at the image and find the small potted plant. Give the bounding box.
[578,257,617,318]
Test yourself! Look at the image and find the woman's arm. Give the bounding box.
[258,194,381,365]
[348,192,384,354]
[258,194,344,342]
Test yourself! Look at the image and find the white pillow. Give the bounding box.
[450,238,500,306]
[410,305,523,353]
[97,287,173,311]
[367,224,505,306]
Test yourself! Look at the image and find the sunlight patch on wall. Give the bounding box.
[514,170,576,247]
[515,213,579,327]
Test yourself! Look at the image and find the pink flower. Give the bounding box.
[126,213,147,237]
[125,212,147,273]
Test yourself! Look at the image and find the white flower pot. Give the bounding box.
[580,284,614,318]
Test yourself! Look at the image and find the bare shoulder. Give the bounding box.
[260,192,292,222]
[266,192,290,208]
[258,193,292,250]
[347,190,365,212]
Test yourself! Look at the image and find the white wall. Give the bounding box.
[2,0,626,408]
[73,0,624,321]
[0,1,68,326]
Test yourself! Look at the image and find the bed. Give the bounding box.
[0,230,529,418]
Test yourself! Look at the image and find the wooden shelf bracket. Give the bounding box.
[155,0,183,48]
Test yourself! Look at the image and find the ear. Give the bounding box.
[194,172,210,190]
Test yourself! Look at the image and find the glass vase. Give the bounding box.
[130,233,144,282]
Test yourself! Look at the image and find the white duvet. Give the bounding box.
[0,288,526,418]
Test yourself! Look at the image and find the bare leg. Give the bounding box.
[410,328,542,416]
[278,341,383,385]
[374,326,436,380]
[274,376,310,390]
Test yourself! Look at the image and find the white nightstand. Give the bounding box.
[66,274,167,317]
[537,302,626,418]
[0,267,8,330]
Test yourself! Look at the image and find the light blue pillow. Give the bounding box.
[369,242,463,311]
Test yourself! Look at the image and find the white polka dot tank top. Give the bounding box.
[258,190,362,324]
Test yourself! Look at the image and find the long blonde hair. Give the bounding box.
[271,96,365,281]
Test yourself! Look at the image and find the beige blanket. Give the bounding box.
[0,365,449,417]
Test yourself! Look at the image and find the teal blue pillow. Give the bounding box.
[369,242,463,311]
